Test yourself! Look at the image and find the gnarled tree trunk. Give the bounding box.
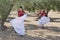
[0,4,14,30]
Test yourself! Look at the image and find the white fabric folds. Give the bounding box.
[10,14,27,35]
[38,16,50,25]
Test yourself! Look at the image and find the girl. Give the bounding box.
[10,6,27,37]
[38,10,50,29]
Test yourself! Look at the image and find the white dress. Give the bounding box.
[38,16,50,25]
[10,14,27,35]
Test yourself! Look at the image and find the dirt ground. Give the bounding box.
[0,10,60,40]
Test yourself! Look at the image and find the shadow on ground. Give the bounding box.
[46,35,60,40]
[6,17,15,22]
[0,29,45,40]
[0,25,60,40]
[24,20,30,22]
[27,14,37,17]
[50,18,60,22]
[25,24,39,30]
[25,24,60,32]
[44,26,60,32]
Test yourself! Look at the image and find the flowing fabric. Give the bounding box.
[10,14,27,35]
[38,16,50,25]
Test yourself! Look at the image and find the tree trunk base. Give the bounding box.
[0,25,7,31]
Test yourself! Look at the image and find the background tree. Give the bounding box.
[14,0,60,13]
[0,0,16,30]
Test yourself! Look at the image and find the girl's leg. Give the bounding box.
[42,24,44,29]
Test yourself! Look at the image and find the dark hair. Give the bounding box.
[20,6,23,9]
[43,10,45,13]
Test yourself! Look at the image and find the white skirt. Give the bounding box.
[38,16,50,25]
[10,14,27,35]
